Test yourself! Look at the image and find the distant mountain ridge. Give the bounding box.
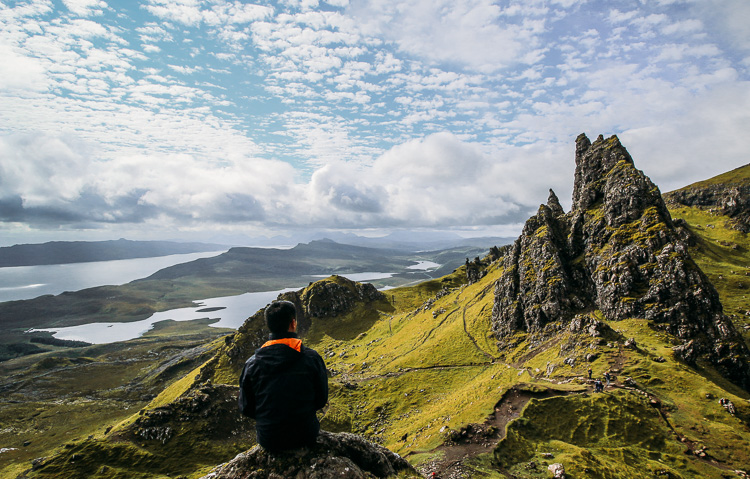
[195,230,514,252]
[0,238,227,267]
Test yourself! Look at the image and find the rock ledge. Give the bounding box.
[200,431,420,479]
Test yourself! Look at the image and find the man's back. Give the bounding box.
[239,335,328,452]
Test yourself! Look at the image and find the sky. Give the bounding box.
[1,0,749,246]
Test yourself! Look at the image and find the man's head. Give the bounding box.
[265,300,297,335]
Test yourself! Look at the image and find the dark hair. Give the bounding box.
[265,300,296,335]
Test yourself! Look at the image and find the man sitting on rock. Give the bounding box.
[239,300,328,452]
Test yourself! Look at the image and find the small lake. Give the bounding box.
[27,269,436,345]
[407,261,440,270]
[28,287,299,344]
[0,251,227,303]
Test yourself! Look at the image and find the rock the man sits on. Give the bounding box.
[238,300,328,451]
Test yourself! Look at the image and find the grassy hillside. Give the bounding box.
[0,322,232,478]
[668,206,750,344]
[670,163,750,190]
[12,207,749,478]
[2,199,748,478]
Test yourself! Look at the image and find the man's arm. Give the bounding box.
[238,358,256,418]
[311,352,328,411]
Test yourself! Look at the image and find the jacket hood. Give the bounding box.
[253,341,303,372]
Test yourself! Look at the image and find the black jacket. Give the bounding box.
[238,333,328,451]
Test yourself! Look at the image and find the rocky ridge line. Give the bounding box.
[491,133,750,390]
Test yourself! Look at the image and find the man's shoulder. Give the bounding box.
[244,352,260,368]
[301,345,325,362]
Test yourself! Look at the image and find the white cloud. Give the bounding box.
[348,0,547,72]
[143,0,272,27]
[1,0,749,239]
[0,43,49,91]
[144,1,204,26]
[690,0,750,51]
[303,132,535,228]
[61,0,107,17]
[661,18,703,36]
[0,131,299,227]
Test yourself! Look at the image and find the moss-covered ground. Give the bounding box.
[669,206,750,342]
[0,322,232,478]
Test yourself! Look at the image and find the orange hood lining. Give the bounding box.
[261,337,302,352]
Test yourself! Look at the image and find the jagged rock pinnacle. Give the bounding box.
[547,189,565,216]
[491,133,750,390]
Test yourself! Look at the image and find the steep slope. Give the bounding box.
[492,133,750,391]
[664,163,750,233]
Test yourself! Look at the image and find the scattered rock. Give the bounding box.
[31,457,46,470]
[548,462,565,478]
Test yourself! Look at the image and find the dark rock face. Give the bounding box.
[199,431,420,479]
[299,275,385,319]
[491,134,750,390]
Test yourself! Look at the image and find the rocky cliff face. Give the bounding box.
[491,134,750,390]
[200,431,420,479]
[664,164,750,233]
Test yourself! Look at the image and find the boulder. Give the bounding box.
[548,462,565,478]
[200,431,420,479]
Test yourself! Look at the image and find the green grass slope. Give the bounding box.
[0,323,232,479]
[670,163,750,190]
[7,207,749,478]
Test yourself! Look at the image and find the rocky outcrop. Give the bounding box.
[491,134,750,390]
[298,275,385,319]
[127,383,253,445]
[224,276,385,366]
[199,431,420,479]
[664,164,750,233]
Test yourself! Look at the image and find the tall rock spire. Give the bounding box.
[491,134,750,390]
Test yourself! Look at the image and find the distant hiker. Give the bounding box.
[239,300,328,452]
[594,379,603,393]
[587,368,592,379]
[604,371,612,387]
[719,398,736,415]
